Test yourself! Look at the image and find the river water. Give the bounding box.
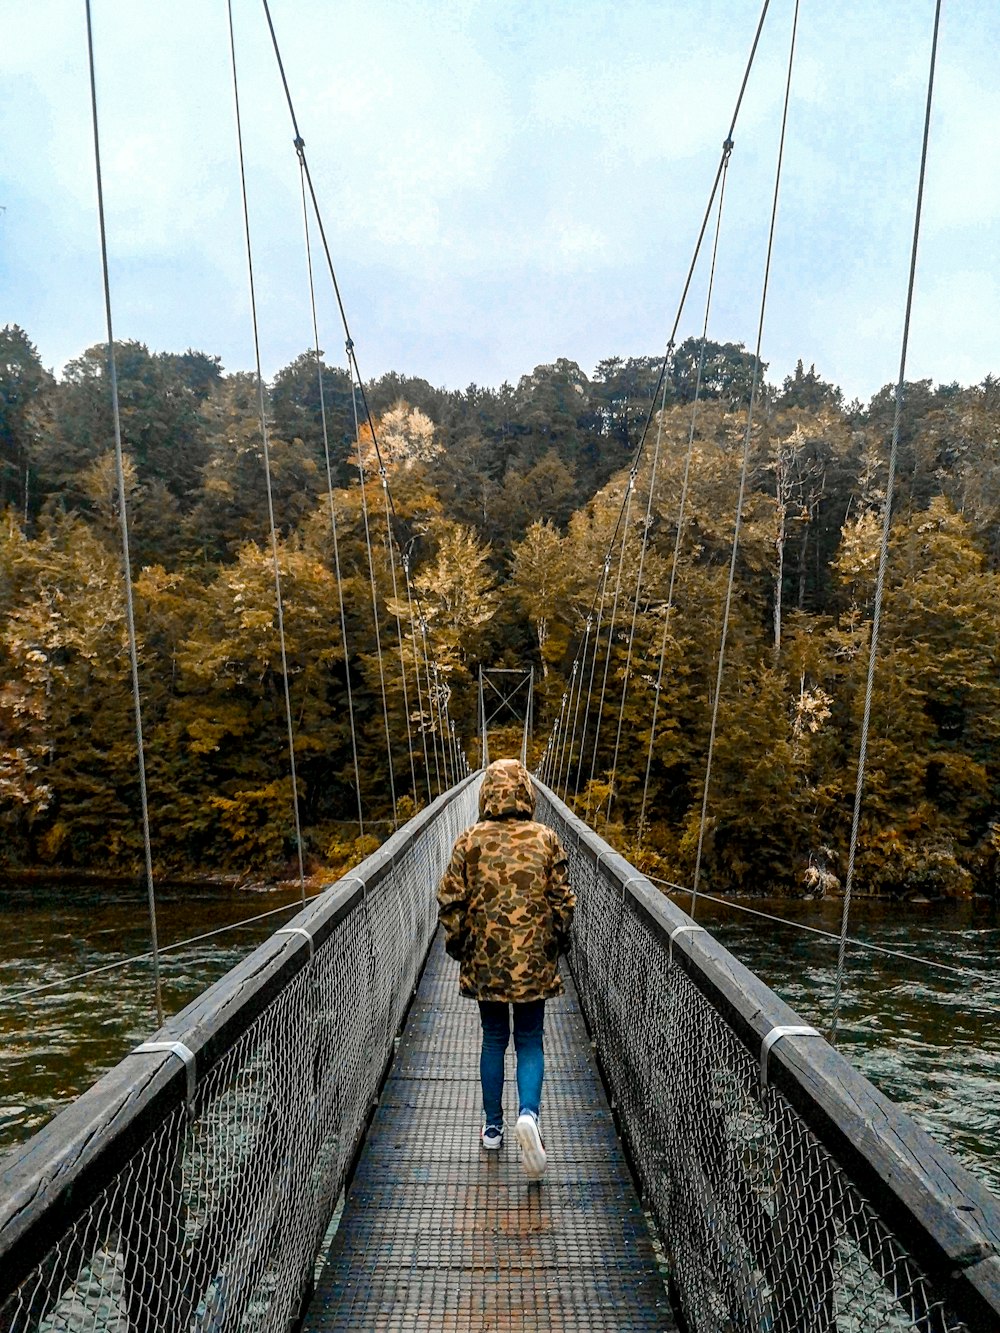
[0,880,309,1152]
[1,883,998,1198]
[674,892,1000,1195]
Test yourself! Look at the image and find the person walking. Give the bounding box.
[437,758,575,1180]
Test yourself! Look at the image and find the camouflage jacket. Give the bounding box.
[437,759,575,1003]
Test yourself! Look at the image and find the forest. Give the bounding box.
[1,321,999,901]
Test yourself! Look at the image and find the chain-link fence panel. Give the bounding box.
[0,777,479,1333]
[536,783,1000,1333]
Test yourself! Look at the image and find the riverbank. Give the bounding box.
[4,861,997,908]
[0,860,365,897]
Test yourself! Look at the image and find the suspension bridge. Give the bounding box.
[2,0,1000,1329]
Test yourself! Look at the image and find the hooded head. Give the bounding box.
[479,758,535,821]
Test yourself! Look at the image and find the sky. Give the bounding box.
[2,0,998,406]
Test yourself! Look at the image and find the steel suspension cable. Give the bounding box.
[538,0,772,797]
[543,739,555,784]
[263,0,454,793]
[227,0,307,902]
[5,860,986,1011]
[618,0,772,490]
[548,698,568,788]
[555,658,580,797]
[690,0,800,919]
[559,638,588,801]
[378,471,419,801]
[445,694,459,787]
[585,477,637,818]
[3,896,319,1005]
[403,554,434,802]
[347,363,399,822]
[433,663,452,788]
[573,559,612,803]
[638,150,733,842]
[419,618,443,794]
[830,0,943,1045]
[546,733,559,786]
[551,687,571,789]
[297,160,365,836]
[645,876,991,984]
[84,0,163,1028]
[605,351,678,819]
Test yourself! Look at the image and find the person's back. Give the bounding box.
[438,758,575,1179]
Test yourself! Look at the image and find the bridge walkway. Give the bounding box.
[304,934,676,1331]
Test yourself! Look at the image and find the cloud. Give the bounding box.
[922,68,1000,233]
[3,0,999,400]
[908,269,1000,389]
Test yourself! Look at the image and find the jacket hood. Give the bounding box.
[479,758,535,820]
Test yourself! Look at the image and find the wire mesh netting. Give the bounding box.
[0,781,479,1333]
[535,787,988,1333]
[3,776,996,1333]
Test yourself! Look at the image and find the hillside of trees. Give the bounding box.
[2,322,999,901]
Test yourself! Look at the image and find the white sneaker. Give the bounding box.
[481,1122,504,1151]
[515,1112,546,1179]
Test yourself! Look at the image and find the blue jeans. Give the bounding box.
[478,999,545,1127]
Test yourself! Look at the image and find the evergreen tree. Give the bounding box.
[0,326,53,519]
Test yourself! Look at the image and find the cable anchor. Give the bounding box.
[132,1041,198,1113]
[760,1025,820,1089]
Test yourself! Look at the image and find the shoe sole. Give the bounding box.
[515,1115,546,1179]
[481,1134,503,1151]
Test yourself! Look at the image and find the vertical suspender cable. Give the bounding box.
[552,689,571,787]
[447,703,458,787]
[522,667,533,765]
[638,150,732,843]
[478,667,489,768]
[830,0,942,1044]
[84,0,164,1028]
[574,561,612,802]
[555,659,579,796]
[227,0,306,902]
[297,160,365,836]
[378,470,419,800]
[562,618,592,801]
[264,0,444,807]
[549,699,567,789]
[605,355,675,819]
[445,695,457,788]
[347,365,399,822]
[403,554,434,801]
[585,477,637,818]
[434,663,451,788]
[690,0,800,919]
[536,0,772,805]
[420,618,443,794]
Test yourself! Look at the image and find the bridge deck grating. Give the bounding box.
[304,935,676,1332]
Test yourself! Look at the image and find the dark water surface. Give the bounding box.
[1,884,998,1200]
[673,893,1000,1195]
[0,880,310,1153]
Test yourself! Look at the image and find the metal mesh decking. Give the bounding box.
[304,934,676,1332]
